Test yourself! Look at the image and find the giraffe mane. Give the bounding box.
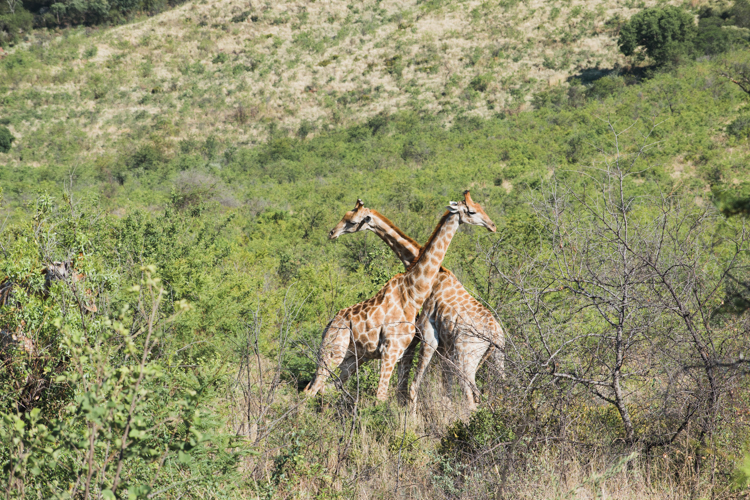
[369,209,421,249]
[405,210,452,274]
[371,208,453,276]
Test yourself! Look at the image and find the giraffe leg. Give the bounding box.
[304,323,349,398]
[338,352,368,386]
[376,324,415,401]
[396,334,420,405]
[456,331,486,411]
[457,356,481,411]
[409,318,438,409]
[441,337,456,394]
[491,325,506,378]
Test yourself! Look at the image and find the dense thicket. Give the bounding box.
[0,0,187,46]
[618,3,750,65]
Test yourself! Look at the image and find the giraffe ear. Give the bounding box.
[447,201,460,213]
[463,190,473,204]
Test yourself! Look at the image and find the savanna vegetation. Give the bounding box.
[3,0,750,498]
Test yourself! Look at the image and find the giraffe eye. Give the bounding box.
[467,210,476,215]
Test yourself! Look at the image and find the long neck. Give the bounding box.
[404,211,460,306]
[367,210,421,269]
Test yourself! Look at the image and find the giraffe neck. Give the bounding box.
[366,210,421,269]
[404,211,460,306]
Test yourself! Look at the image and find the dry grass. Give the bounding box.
[219,350,745,500]
[2,0,687,169]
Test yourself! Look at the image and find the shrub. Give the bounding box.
[618,6,696,66]
[0,125,13,152]
[0,263,248,497]
[692,10,745,57]
[534,83,566,108]
[439,408,515,459]
[694,19,733,56]
[212,52,229,64]
[0,8,32,47]
[733,0,750,29]
[727,114,750,138]
[127,143,163,171]
[401,138,433,163]
[587,75,626,100]
[469,73,492,92]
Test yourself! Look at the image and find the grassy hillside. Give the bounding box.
[2,0,750,498]
[1,0,676,173]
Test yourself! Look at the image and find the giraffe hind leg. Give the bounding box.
[455,329,489,411]
[304,322,350,398]
[396,334,420,405]
[338,352,368,388]
[409,318,439,410]
[376,324,416,402]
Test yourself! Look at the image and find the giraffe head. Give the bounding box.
[328,199,373,240]
[448,191,497,232]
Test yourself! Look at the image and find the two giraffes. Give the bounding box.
[304,191,504,412]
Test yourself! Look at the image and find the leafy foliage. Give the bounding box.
[0,125,13,152]
[0,8,32,47]
[618,6,697,65]
[29,0,190,29]
[439,408,515,459]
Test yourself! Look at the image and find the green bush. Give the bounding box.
[727,114,750,138]
[694,8,748,56]
[531,86,568,109]
[0,8,33,47]
[618,6,696,65]
[0,125,13,152]
[212,52,229,64]
[733,0,750,29]
[469,73,492,92]
[14,0,190,29]
[0,266,249,497]
[127,143,164,171]
[439,408,515,459]
[734,451,750,488]
[587,75,625,100]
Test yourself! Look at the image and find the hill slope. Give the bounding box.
[1,0,668,169]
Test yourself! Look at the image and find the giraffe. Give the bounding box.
[304,192,496,401]
[328,192,505,411]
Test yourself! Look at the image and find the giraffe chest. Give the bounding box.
[345,304,415,358]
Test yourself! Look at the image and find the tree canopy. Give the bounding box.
[619,6,697,65]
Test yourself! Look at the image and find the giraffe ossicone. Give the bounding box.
[305,191,497,402]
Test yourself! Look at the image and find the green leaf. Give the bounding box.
[127,484,152,499]
[178,450,192,464]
